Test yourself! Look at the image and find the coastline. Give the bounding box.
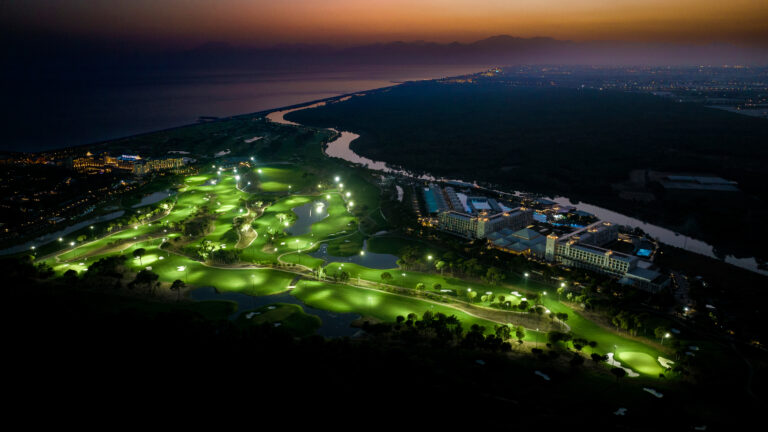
[9,84,406,155]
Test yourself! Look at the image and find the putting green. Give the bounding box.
[617,351,664,376]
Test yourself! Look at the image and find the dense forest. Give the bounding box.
[288,81,768,261]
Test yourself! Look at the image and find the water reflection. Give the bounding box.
[188,286,361,338]
[310,239,399,269]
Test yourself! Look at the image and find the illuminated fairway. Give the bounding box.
[291,280,533,337]
[253,165,314,192]
[37,162,664,373]
[617,351,664,376]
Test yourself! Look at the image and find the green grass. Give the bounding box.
[33,128,667,378]
[617,351,664,376]
[236,303,321,337]
[291,280,505,335]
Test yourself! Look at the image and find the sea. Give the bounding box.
[0,65,487,152]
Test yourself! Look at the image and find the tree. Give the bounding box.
[380,272,392,285]
[435,260,446,275]
[76,234,87,242]
[338,271,350,283]
[415,282,426,291]
[555,312,569,329]
[556,286,565,300]
[495,324,511,341]
[133,248,146,265]
[467,291,477,303]
[515,326,526,344]
[483,267,504,285]
[570,354,585,367]
[611,367,627,382]
[130,269,159,295]
[591,353,607,363]
[433,283,442,291]
[170,279,185,302]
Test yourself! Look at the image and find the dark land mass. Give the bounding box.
[286,80,768,262]
[6,257,765,428]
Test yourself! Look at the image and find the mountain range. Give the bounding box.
[4,34,768,78]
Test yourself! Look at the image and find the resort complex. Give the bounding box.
[421,183,669,291]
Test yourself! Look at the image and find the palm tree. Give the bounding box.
[170,279,186,302]
[435,260,446,275]
[133,248,146,265]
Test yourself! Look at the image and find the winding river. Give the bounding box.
[268,101,768,276]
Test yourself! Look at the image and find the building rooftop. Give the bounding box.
[512,228,541,241]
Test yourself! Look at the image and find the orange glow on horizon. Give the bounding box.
[3,0,768,46]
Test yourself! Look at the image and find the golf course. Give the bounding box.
[33,110,669,379]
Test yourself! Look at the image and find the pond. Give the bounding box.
[287,200,328,236]
[131,190,175,208]
[0,210,125,255]
[187,286,361,338]
[310,239,399,269]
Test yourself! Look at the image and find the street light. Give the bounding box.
[661,332,671,345]
[178,265,188,282]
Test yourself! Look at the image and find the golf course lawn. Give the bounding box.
[616,351,664,376]
[291,280,540,338]
[235,303,321,337]
[38,160,667,378]
[320,262,665,375]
